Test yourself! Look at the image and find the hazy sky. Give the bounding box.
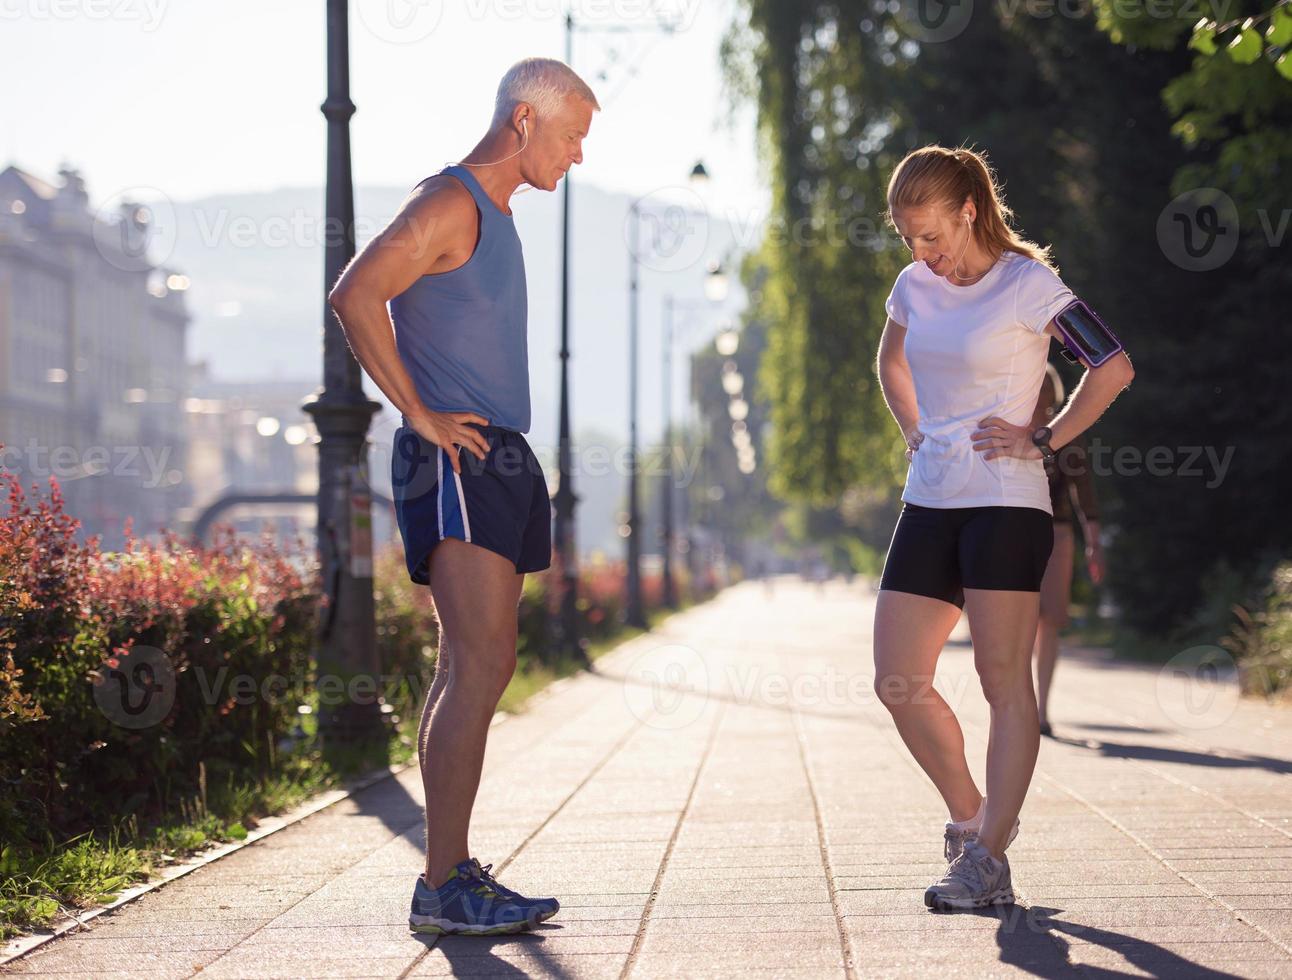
[1,0,767,216]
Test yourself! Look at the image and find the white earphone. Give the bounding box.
[950,211,990,284]
[452,115,530,170]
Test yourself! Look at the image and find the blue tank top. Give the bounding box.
[390,165,530,433]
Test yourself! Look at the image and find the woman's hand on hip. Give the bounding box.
[971,416,1042,461]
[903,426,925,462]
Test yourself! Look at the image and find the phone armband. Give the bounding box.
[1053,300,1124,368]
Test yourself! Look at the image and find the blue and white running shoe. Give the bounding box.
[473,860,559,922]
[409,858,556,935]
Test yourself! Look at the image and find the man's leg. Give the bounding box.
[420,538,523,887]
[418,633,450,861]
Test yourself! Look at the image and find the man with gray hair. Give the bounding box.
[329,57,598,935]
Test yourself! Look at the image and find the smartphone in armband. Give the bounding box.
[1054,300,1124,368]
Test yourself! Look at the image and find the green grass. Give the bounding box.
[0,723,417,943]
[1,832,146,939]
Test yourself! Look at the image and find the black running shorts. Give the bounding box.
[879,503,1054,609]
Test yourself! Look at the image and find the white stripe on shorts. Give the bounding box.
[436,449,444,540]
[454,454,472,543]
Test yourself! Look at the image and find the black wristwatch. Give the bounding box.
[1031,426,1057,466]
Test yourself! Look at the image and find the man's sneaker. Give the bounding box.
[924,837,1015,911]
[409,859,548,935]
[944,815,1020,863]
[471,859,559,923]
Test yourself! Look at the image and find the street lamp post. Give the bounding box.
[551,11,584,663]
[627,165,725,626]
[625,201,647,628]
[303,0,384,745]
[554,12,681,654]
[661,295,677,609]
[659,264,729,611]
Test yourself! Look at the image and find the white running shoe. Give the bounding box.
[925,837,1015,911]
[944,815,1019,863]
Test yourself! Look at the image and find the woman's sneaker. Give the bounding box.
[944,815,1020,863]
[925,837,1015,911]
[409,859,552,935]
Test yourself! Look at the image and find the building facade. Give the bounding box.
[0,163,190,548]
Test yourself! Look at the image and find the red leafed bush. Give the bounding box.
[0,461,316,845]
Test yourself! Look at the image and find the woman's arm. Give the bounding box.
[973,323,1134,461]
[876,316,923,456]
[1045,323,1135,451]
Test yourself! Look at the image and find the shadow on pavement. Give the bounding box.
[1066,722,1168,735]
[417,930,575,979]
[966,903,1251,979]
[344,760,428,850]
[1054,734,1292,776]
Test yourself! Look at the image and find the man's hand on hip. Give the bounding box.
[410,410,492,474]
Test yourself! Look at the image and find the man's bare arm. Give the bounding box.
[328,182,490,468]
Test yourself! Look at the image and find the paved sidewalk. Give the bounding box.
[6,579,1292,979]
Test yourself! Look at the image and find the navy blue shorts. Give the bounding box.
[879,503,1054,609]
[391,421,552,585]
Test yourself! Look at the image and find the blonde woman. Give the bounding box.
[873,146,1134,911]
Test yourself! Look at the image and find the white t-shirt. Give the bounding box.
[884,250,1074,514]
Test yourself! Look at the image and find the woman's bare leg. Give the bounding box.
[964,587,1043,861]
[874,590,981,822]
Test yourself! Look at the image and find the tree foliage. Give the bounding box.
[724,5,913,506]
[1097,0,1292,217]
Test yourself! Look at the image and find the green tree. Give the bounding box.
[1097,0,1292,217]
[724,6,912,505]
[1087,0,1292,632]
